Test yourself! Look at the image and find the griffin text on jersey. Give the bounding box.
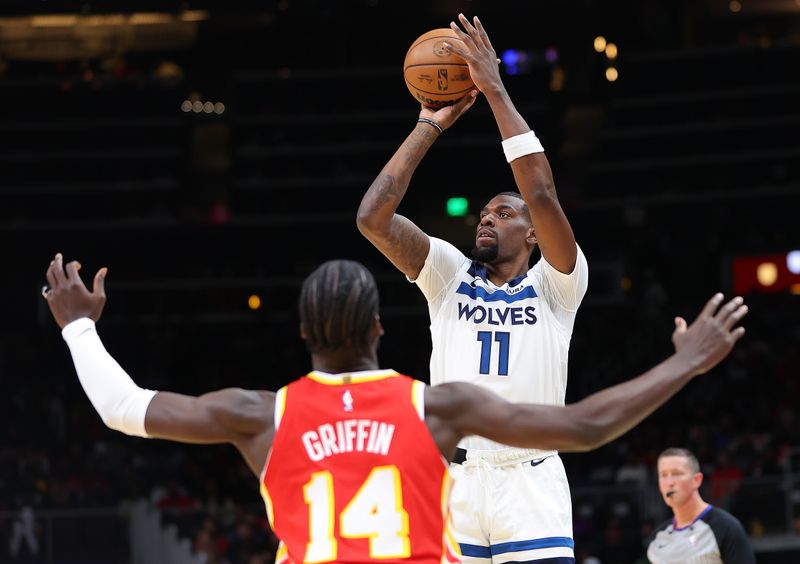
[301,419,395,462]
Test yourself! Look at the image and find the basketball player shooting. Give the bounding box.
[358,14,587,562]
[43,253,746,563]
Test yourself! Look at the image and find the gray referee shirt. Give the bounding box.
[647,506,756,564]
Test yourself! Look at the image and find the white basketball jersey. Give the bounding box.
[412,236,588,451]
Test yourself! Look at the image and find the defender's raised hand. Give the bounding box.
[672,293,748,376]
[44,253,108,328]
[445,14,504,95]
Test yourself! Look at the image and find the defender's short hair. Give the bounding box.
[299,260,379,353]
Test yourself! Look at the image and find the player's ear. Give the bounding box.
[694,472,704,489]
[299,322,308,340]
[372,315,385,338]
[526,226,537,245]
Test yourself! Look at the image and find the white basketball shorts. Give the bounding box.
[449,450,574,564]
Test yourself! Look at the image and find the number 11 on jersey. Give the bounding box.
[477,331,510,376]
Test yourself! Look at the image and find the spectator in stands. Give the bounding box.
[8,506,40,561]
[710,451,743,506]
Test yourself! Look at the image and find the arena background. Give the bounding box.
[1,1,799,563]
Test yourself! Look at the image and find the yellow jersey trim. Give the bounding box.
[306,369,399,386]
[411,380,426,421]
[275,386,288,429]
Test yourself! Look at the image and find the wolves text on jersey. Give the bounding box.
[457,302,538,326]
[301,419,395,462]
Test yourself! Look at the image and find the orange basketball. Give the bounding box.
[403,28,474,109]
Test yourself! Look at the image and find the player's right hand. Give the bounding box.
[672,293,748,376]
[44,253,107,329]
[419,89,479,131]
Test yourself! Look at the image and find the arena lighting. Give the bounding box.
[0,11,208,61]
[594,36,607,52]
[549,67,565,92]
[501,49,528,76]
[605,43,618,59]
[27,11,208,27]
[757,262,778,286]
[500,48,558,76]
[129,13,172,25]
[732,253,800,294]
[181,10,208,22]
[787,250,800,274]
[30,15,79,27]
[605,67,619,82]
[729,0,743,13]
[248,295,262,311]
[182,100,225,114]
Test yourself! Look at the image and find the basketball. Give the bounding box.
[403,28,474,109]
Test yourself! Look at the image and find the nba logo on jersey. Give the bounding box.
[342,390,353,412]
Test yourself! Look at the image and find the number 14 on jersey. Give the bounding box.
[303,465,410,562]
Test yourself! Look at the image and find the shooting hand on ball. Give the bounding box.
[419,89,478,131]
[445,14,504,96]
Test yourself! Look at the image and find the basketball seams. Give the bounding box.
[404,64,472,96]
[405,30,464,53]
[404,64,470,69]
[406,37,464,53]
[403,83,474,97]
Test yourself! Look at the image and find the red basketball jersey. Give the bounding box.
[261,370,460,564]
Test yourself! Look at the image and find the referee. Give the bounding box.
[647,448,755,564]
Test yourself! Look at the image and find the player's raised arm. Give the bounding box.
[357,92,477,279]
[143,390,274,475]
[43,254,275,477]
[426,294,748,454]
[445,14,577,274]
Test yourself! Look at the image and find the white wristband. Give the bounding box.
[501,131,544,163]
[62,318,157,438]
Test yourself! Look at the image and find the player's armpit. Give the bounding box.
[145,388,274,446]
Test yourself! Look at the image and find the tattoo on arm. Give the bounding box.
[366,127,438,210]
[370,174,402,209]
[403,126,438,166]
[358,126,437,277]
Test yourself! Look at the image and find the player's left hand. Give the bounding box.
[43,253,107,329]
[444,14,504,96]
[671,293,748,376]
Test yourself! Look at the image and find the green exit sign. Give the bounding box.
[446,197,469,217]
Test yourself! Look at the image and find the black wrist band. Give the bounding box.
[417,117,444,135]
